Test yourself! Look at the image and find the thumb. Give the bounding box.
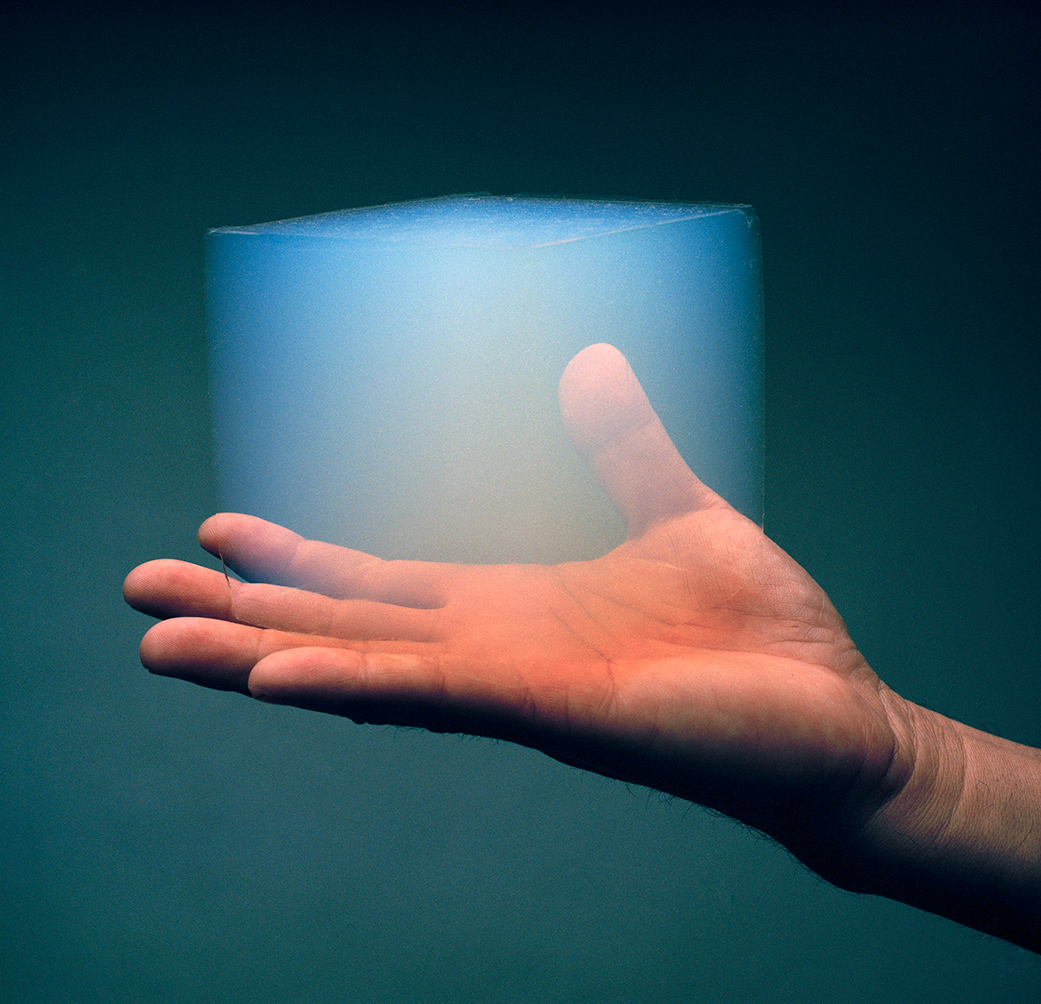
[558,344,722,536]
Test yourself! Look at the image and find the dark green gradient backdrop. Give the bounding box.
[3,3,1039,1001]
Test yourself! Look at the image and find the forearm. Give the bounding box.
[844,695,1041,952]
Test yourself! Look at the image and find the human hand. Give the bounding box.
[124,344,912,876]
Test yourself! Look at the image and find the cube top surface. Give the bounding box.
[209,195,751,249]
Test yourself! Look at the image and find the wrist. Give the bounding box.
[839,692,1041,951]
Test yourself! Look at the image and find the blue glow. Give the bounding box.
[206,196,763,562]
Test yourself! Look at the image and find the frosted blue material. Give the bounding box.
[206,195,764,563]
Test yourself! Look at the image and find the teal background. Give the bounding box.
[3,2,1039,1001]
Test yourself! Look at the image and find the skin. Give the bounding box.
[124,343,1041,951]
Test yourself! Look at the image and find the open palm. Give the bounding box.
[124,344,909,873]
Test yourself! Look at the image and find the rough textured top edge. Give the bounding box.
[207,195,754,249]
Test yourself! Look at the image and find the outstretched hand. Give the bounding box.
[125,343,1041,951]
[124,344,911,879]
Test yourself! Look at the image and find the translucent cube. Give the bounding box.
[206,195,763,562]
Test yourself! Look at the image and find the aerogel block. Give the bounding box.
[205,195,763,564]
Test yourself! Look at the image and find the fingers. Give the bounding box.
[246,646,445,722]
[558,344,726,536]
[139,616,379,695]
[123,558,229,620]
[246,647,544,744]
[197,513,449,608]
[139,614,444,693]
[138,618,488,736]
[124,559,440,640]
[138,617,261,694]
